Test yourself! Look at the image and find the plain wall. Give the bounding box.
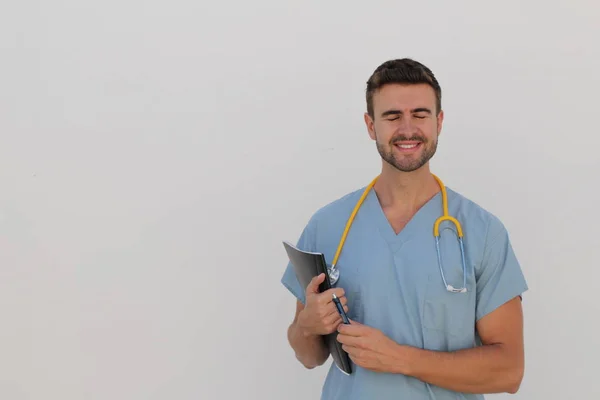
[1,0,599,399]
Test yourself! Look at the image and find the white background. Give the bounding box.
[1,1,599,399]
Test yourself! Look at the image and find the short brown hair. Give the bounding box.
[366,58,442,118]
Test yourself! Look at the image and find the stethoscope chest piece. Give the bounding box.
[446,284,467,293]
[327,264,340,285]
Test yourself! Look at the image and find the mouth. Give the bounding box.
[393,141,422,153]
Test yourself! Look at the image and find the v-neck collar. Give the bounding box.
[364,187,442,253]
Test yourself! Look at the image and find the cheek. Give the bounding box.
[418,122,438,139]
[373,125,393,141]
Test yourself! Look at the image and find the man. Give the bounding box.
[280,58,528,399]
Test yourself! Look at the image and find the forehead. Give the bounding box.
[372,83,437,113]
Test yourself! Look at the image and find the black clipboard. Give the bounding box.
[282,240,352,375]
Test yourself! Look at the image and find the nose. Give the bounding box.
[396,116,418,134]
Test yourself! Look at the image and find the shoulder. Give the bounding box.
[311,187,366,222]
[445,186,510,245]
[302,186,367,242]
[445,187,520,278]
[444,188,528,313]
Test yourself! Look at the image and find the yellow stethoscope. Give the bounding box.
[327,174,468,293]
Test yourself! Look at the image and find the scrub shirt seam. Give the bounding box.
[475,280,528,322]
[478,227,506,278]
[478,217,493,269]
[475,221,522,321]
[281,280,305,305]
[475,218,503,286]
[422,326,459,334]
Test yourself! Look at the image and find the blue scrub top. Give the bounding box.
[281,184,528,400]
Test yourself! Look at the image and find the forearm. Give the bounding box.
[400,344,523,394]
[287,320,329,369]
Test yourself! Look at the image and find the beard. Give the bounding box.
[375,132,438,172]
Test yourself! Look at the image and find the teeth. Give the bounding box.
[398,144,418,149]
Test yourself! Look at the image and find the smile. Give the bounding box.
[394,142,422,152]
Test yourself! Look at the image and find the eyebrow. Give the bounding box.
[380,107,433,117]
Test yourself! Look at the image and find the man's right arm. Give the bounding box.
[287,300,330,369]
[285,273,348,369]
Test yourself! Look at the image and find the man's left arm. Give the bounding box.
[337,296,524,394]
[402,295,524,394]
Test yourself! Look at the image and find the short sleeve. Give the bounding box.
[280,216,318,305]
[475,217,528,321]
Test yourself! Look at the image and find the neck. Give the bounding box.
[373,164,440,211]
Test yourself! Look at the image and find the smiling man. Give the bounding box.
[281,58,528,400]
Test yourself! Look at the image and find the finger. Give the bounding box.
[315,298,340,318]
[327,293,348,306]
[330,287,346,299]
[324,300,349,322]
[336,332,363,347]
[320,287,345,303]
[341,344,361,358]
[326,315,342,331]
[323,306,338,322]
[306,273,326,294]
[323,304,338,320]
[337,321,366,336]
[317,309,341,332]
[325,302,349,319]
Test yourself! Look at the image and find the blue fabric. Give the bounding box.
[281,184,528,400]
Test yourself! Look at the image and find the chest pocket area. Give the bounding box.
[422,273,474,336]
[421,232,476,338]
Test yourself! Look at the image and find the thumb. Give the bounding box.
[307,273,326,294]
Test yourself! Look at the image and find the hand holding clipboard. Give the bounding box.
[282,241,354,375]
[296,273,349,336]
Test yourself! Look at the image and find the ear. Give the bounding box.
[364,112,376,140]
[436,109,444,136]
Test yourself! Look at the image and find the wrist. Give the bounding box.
[393,344,417,376]
[296,310,318,339]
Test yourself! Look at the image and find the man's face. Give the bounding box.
[364,83,443,173]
